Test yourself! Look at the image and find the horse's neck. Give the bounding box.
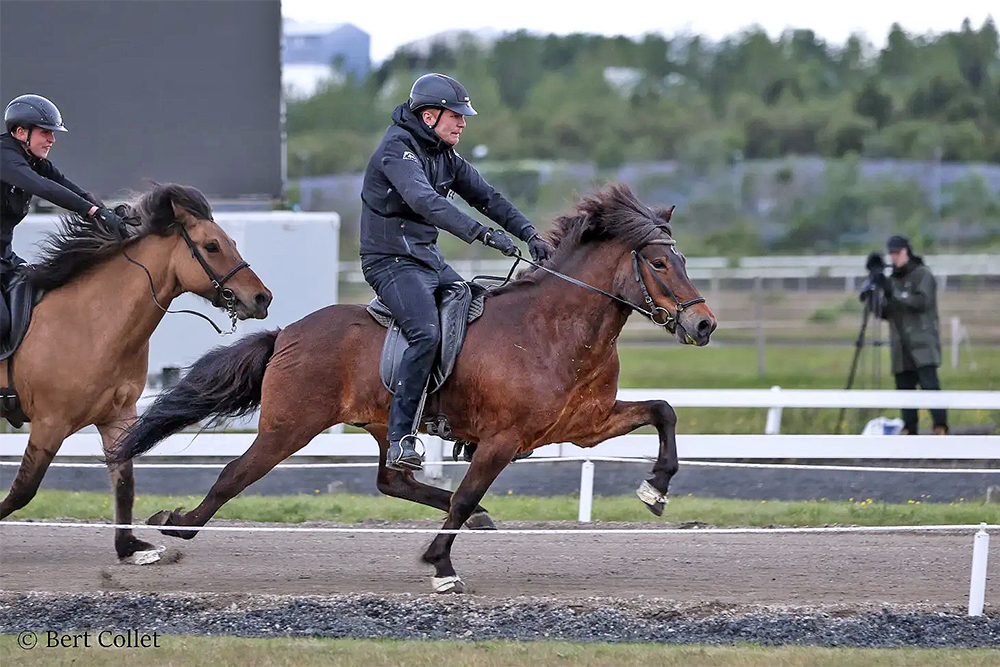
[69,236,179,352]
[522,249,631,358]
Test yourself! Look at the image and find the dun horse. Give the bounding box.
[110,183,716,590]
[0,183,272,564]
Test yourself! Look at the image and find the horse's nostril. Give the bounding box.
[697,318,713,333]
[254,292,269,307]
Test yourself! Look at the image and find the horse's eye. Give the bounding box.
[651,259,667,270]
[205,242,221,254]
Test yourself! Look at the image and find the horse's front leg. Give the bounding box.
[421,439,516,593]
[98,412,164,563]
[573,400,678,516]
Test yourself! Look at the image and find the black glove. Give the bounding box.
[527,233,555,263]
[480,228,518,257]
[91,207,128,240]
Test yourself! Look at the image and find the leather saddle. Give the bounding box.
[1,267,42,428]
[366,281,488,396]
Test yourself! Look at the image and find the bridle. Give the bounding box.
[498,227,706,333]
[122,215,250,335]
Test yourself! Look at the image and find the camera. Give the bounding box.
[858,251,887,311]
[865,251,886,275]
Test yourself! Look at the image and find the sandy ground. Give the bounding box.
[0,521,992,608]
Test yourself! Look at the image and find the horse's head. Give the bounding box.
[626,206,717,346]
[167,199,272,321]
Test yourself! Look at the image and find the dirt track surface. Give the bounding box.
[0,521,992,609]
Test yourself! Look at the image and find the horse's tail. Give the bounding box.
[108,329,279,463]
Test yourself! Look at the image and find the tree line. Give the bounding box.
[287,18,1000,176]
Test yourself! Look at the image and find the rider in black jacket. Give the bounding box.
[1,94,127,345]
[360,73,555,471]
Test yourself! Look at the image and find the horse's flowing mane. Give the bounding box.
[492,182,673,293]
[23,183,212,292]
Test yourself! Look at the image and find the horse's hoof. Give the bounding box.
[465,512,496,530]
[643,500,665,517]
[636,481,668,517]
[121,545,166,565]
[431,575,466,594]
[116,536,158,560]
[147,508,197,540]
[147,509,173,526]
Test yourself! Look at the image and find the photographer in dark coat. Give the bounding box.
[871,235,948,435]
[359,73,555,471]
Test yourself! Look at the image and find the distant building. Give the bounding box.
[282,19,370,98]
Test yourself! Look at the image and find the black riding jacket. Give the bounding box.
[1,132,96,258]
[359,103,534,269]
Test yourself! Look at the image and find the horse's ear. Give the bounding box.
[171,201,195,228]
[655,205,675,224]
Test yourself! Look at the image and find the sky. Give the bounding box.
[282,0,998,64]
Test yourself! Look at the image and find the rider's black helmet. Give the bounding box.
[408,73,477,116]
[4,94,68,133]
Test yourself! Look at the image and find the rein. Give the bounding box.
[122,220,250,336]
[500,237,705,332]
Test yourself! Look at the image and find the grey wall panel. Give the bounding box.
[1,0,283,200]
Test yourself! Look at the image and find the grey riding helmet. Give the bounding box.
[408,74,477,116]
[4,94,68,133]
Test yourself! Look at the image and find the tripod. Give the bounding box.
[835,286,887,434]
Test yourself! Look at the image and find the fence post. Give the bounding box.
[421,436,445,482]
[754,275,766,377]
[578,460,595,523]
[764,385,783,435]
[969,522,990,616]
[951,316,961,369]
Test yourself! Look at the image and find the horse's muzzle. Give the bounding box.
[675,312,716,346]
[231,291,272,320]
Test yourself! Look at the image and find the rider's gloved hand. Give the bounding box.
[479,227,518,257]
[527,233,555,262]
[91,207,129,241]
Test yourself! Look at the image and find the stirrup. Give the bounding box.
[387,434,425,472]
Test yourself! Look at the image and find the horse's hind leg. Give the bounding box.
[97,416,162,563]
[146,425,321,539]
[573,400,678,516]
[364,425,495,530]
[0,421,70,519]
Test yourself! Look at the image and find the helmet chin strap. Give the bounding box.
[16,126,36,160]
[426,107,444,131]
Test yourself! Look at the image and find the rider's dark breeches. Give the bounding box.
[1,246,25,349]
[361,255,463,443]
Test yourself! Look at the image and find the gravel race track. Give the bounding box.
[2,520,999,647]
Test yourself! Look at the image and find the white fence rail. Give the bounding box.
[339,253,1000,283]
[3,387,997,457]
[2,433,999,461]
[127,386,1000,436]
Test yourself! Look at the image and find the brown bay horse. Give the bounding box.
[0,183,272,563]
[110,183,717,590]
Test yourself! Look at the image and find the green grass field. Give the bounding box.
[615,343,1000,434]
[1,636,996,667]
[2,343,995,436]
[13,490,998,527]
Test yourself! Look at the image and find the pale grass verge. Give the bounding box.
[1,636,997,667]
[12,490,999,527]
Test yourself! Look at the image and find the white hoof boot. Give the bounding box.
[636,480,669,517]
[124,545,166,565]
[431,575,466,594]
